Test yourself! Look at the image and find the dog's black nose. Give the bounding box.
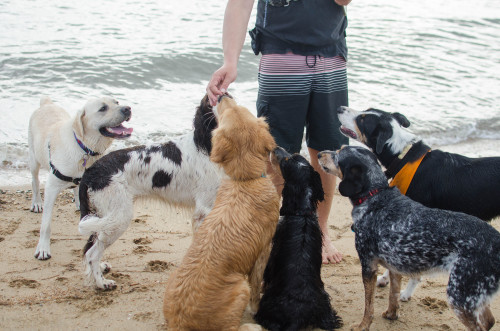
[121,106,131,117]
[273,146,290,161]
[217,92,233,103]
[337,106,347,114]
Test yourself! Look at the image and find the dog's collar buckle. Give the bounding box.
[398,144,413,160]
[74,132,99,161]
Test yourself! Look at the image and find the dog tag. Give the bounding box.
[82,154,89,168]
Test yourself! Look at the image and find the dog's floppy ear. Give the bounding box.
[73,108,86,137]
[392,112,410,128]
[210,129,231,164]
[257,117,276,154]
[310,169,325,203]
[375,122,392,155]
[338,164,364,197]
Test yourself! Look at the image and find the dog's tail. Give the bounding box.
[40,96,52,107]
[79,181,97,256]
[79,181,91,221]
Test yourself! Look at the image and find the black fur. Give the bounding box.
[79,95,217,261]
[342,107,500,221]
[81,145,144,192]
[255,147,342,331]
[193,95,217,154]
[79,180,95,256]
[152,170,172,188]
[80,96,216,194]
[329,146,500,329]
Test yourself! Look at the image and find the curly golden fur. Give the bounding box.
[163,96,280,331]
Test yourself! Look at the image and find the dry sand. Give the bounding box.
[1,185,499,330]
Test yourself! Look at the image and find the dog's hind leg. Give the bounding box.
[29,148,43,213]
[352,264,377,331]
[82,224,128,290]
[479,305,495,330]
[451,304,493,331]
[34,175,68,260]
[216,275,251,331]
[80,209,133,289]
[191,207,208,233]
[83,236,117,290]
[382,271,402,320]
[400,276,420,301]
[376,269,390,287]
[248,245,271,314]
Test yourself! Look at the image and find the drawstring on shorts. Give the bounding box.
[306,55,317,68]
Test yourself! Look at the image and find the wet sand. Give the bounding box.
[0,185,499,330]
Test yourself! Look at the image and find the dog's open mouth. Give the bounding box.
[100,123,133,139]
[340,126,357,140]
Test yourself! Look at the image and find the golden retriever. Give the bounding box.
[163,95,280,331]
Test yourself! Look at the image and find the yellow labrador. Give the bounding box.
[28,96,132,260]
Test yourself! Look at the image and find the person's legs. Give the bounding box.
[257,53,312,195]
[306,55,349,264]
[308,146,342,263]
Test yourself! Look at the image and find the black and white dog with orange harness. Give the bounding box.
[336,106,500,301]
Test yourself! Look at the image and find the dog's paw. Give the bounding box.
[382,310,399,320]
[34,245,51,260]
[30,203,43,213]
[350,323,369,331]
[98,279,117,291]
[400,290,412,302]
[376,274,389,287]
[100,262,112,274]
[239,323,262,331]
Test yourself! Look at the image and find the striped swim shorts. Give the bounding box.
[256,53,349,153]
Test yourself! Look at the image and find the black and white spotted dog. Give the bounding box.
[255,146,343,331]
[337,106,500,300]
[78,95,225,289]
[319,146,500,331]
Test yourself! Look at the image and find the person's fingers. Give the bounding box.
[206,86,218,106]
[206,69,228,106]
[206,78,222,106]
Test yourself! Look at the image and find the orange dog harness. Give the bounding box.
[389,150,430,195]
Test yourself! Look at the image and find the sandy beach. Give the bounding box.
[1,185,499,330]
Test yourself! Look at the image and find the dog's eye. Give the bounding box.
[99,105,108,112]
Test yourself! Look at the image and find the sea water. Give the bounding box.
[0,0,499,186]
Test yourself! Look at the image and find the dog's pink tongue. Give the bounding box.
[108,125,133,136]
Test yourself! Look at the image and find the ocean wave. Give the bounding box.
[414,116,500,146]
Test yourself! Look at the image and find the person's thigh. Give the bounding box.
[306,56,349,151]
[306,90,348,152]
[257,94,309,154]
[257,53,314,154]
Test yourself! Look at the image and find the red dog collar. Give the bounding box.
[352,188,382,206]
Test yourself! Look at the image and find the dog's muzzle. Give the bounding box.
[272,146,290,162]
[337,106,348,114]
[217,92,233,103]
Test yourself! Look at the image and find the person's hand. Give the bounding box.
[206,63,238,106]
[335,0,351,5]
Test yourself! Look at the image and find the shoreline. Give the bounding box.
[3,136,500,188]
[1,184,499,330]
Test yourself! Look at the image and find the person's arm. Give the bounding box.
[206,0,255,106]
[335,0,352,5]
